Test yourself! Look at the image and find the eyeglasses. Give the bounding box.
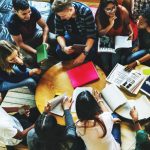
[105,6,116,13]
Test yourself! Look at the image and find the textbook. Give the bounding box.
[36,43,48,63]
[140,76,150,97]
[72,44,86,54]
[106,63,146,94]
[48,94,67,117]
[98,36,132,53]
[101,84,150,120]
[71,87,93,112]
[67,61,99,88]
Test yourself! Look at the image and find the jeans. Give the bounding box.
[56,33,98,63]
[0,66,37,93]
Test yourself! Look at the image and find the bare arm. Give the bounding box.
[57,36,66,49]
[12,35,37,54]
[3,107,19,113]
[37,18,49,43]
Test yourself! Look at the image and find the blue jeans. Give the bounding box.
[0,66,37,93]
[56,33,97,62]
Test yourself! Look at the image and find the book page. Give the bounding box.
[71,87,93,112]
[48,94,66,116]
[101,84,127,111]
[115,36,132,50]
[98,37,116,53]
[106,63,129,87]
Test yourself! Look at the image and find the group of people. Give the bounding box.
[0,0,150,150]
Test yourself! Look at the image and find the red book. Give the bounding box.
[67,61,99,88]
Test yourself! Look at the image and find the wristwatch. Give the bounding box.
[82,50,89,56]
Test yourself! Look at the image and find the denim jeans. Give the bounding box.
[56,33,98,63]
[0,66,37,93]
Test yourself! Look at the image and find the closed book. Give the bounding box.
[36,43,48,63]
[67,61,99,88]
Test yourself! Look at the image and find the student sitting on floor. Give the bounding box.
[126,7,150,70]
[75,90,121,150]
[0,40,41,93]
[27,97,85,150]
[52,0,97,65]
[0,102,40,150]
[130,106,150,150]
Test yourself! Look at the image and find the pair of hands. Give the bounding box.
[29,68,41,76]
[63,46,86,65]
[44,97,73,114]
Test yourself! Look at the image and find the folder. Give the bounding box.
[67,61,99,88]
[36,43,48,63]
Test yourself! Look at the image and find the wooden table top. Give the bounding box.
[35,61,106,125]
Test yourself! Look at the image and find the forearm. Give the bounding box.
[85,38,95,52]
[3,107,19,113]
[98,101,109,112]
[134,122,142,131]
[57,36,66,48]
[128,24,133,34]
[98,24,113,35]
[42,26,49,43]
[138,54,150,64]
[64,109,76,137]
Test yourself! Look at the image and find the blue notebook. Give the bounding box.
[140,76,150,97]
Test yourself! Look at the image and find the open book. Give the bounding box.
[71,87,93,112]
[101,84,150,120]
[36,43,48,63]
[98,36,132,53]
[48,94,66,116]
[106,63,146,94]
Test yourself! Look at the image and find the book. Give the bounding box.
[101,84,150,120]
[98,36,132,53]
[67,61,99,88]
[48,94,67,117]
[72,44,86,54]
[36,43,48,63]
[140,76,150,97]
[106,63,146,94]
[71,87,93,112]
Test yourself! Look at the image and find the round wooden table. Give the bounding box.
[35,61,106,125]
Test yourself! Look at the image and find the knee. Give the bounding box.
[26,78,37,86]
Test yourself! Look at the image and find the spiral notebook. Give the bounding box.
[67,61,99,88]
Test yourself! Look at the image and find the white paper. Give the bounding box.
[71,87,93,112]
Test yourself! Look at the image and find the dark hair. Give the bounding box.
[145,122,150,134]
[76,91,107,138]
[141,7,150,26]
[96,0,121,29]
[52,0,72,13]
[12,0,29,11]
[140,141,150,150]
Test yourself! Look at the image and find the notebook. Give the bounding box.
[36,43,48,63]
[67,61,99,88]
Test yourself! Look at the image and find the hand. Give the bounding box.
[18,105,30,117]
[132,46,139,53]
[125,61,137,71]
[63,46,74,55]
[128,32,134,41]
[130,106,138,121]
[29,68,41,76]
[62,97,73,110]
[43,42,50,50]
[93,90,102,102]
[44,103,52,113]
[113,118,121,124]
[73,53,86,65]
[109,15,117,26]
[13,57,24,65]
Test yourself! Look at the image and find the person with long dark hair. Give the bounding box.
[95,0,133,74]
[75,90,121,150]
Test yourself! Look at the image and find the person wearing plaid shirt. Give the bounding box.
[52,0,97,65]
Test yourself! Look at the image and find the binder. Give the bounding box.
[36,43,48,63]
[67,61,99,88]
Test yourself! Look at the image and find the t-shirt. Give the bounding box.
[7,6,41,41]
[135,130,149,150]
[0,106,23,146]
[139,29,150,50]
[76,112,120,150]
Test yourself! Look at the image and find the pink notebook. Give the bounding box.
[67,61,99,88]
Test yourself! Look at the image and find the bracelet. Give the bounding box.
[136,60,141,66]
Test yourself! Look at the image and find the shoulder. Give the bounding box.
[136,130,149,144]
[7,14,18,26]
[118,5,129,16]
[30,6,40,14]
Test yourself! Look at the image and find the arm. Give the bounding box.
[12,35,37,54]
[37,18,49,43]
[3,107,19,113]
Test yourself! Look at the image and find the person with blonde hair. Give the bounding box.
[0,40,41,93]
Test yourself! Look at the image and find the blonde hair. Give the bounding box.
[0,40,22,73]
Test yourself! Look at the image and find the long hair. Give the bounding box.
[0,40,22,73]
[76,91,107,138]
[96,0,121,29]
[35,113,69,150]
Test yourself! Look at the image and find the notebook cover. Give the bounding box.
[67,61,99,88]
[36,43,48,63]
